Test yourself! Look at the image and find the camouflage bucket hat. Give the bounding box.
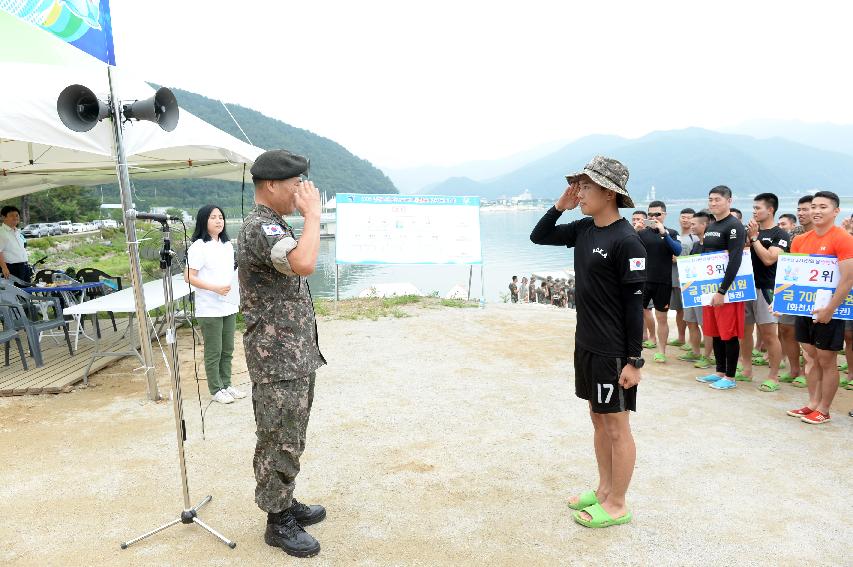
[565,155,633,208]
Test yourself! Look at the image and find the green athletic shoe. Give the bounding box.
[693,356,712,369]
[680,343,693,352]
[667,339,685,347]
[791,376,807,388]
[653,353,667,363]
[642,340,657,349]
[678,352,701,362]
[778,372,796,383]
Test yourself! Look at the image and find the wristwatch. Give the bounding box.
[750,236,759,243]
[627,357,645,369]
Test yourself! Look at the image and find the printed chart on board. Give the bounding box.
[335,194,482,265]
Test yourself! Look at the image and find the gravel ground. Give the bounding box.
[0,303,850,566]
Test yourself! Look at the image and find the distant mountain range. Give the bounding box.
[418,127,853,202]
[94,86,398,216]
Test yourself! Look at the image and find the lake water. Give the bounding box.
[234,198,853,302]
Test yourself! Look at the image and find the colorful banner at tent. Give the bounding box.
[0,0,115,65]
[771,253,853,320]
[677,250,756,307]
[335,194,482,265]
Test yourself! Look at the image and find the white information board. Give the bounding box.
[335,194,482,265]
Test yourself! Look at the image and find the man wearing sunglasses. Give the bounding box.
[638,201,682,363]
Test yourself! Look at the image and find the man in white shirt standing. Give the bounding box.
[0,206,30,282]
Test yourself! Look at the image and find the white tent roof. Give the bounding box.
[0,62,264,198]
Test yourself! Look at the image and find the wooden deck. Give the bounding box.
[0,319,139,396]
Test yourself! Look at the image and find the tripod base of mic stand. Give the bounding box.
[121,495,236,550]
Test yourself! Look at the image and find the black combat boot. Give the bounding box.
[265,511,320,558]
[287,498,327,526]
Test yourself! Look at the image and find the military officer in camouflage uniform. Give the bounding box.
[238,149,327,558]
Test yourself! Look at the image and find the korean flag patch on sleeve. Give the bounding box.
[629,258,646,271]
[262,224,284,236]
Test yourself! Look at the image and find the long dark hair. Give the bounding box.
[191,205,230,243]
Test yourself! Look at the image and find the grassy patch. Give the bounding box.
[313,296,478,321]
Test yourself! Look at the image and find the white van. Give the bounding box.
[57,220,72,233]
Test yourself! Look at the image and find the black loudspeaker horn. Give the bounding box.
[122,87,179,132]
[57,84,110,132]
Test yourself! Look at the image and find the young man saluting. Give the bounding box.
[531,156,646,529]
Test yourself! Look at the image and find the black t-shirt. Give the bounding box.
[702,214,746,293]
[638,226,679,284]
[530,211,647,357]
[750,226,791,289]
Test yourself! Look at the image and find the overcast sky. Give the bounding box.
[111,1,853,168]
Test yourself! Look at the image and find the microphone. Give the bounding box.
[126,209,179,223]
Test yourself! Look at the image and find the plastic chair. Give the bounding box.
[0,279,73,367]
[0,305,28,370]
[76,268,123,336]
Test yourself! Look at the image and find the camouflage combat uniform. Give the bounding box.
[238,204,326,514]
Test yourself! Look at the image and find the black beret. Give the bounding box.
[250,149,308,181]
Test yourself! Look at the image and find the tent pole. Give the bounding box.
[107,66,161,402]
[467,265,473,301]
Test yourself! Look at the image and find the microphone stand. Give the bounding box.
[121,220,236,550]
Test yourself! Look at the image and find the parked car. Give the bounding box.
[22,223,51,238]
[84,222,96,232]
[57,220,72,233]
[102,219,119,229]
[71,222,86,233]
[43,223,62,236]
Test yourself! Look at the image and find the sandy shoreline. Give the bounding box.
[0,303,850,566]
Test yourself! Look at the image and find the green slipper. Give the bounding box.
[678,352,701,362]
[667,339,685,347]
[752,349,762,357]
[680,343,693,352]
[573,503,633,528]
[778,373,796,383]
[567,490,599,511]
[838,362,848,372]
[734,371,752,382]
[642,340,657,349]
[779,360,786,369]
[845,380,853,391]
[840,377,851,388]
[759,380,780,392]
[737,363,743,371]
[693,356,712,369]
[752,357,769,367]
[653,353,667,363]
[791,376,807,388]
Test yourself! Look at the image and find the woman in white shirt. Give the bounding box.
[186,205,245,404]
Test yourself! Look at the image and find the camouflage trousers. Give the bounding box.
[252,372,316,513]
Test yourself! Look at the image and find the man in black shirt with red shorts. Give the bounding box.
[531,156,646,529]
[694,185,747,390]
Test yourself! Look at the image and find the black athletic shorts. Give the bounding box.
[642,281,671,312]
[574,346,637,414]
[795,317,845,352]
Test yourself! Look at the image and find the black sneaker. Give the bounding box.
[265,511,320,558]
[287,498,327,526]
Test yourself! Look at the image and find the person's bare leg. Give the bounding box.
[644,309,656,344]
[801,344,821,410]
[687,322,701,355]
[780,325,803,377]
[815,349,839,415]
[579,411,634,521]
[655,309,669,356]
[569,405,612,507]
[740,322,755,379]
[759,323,782,383]
[704,335,713,358]
[675,307,686,343]
[845,330,853,382]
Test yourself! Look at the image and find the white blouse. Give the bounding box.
[187,238,239,318]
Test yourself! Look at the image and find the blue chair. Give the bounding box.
[0,305,28,370]
[0,279,73,367]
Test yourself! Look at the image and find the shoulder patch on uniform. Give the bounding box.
[262,224,284,236]
[779,239,788,247]
[629,258,646,271]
